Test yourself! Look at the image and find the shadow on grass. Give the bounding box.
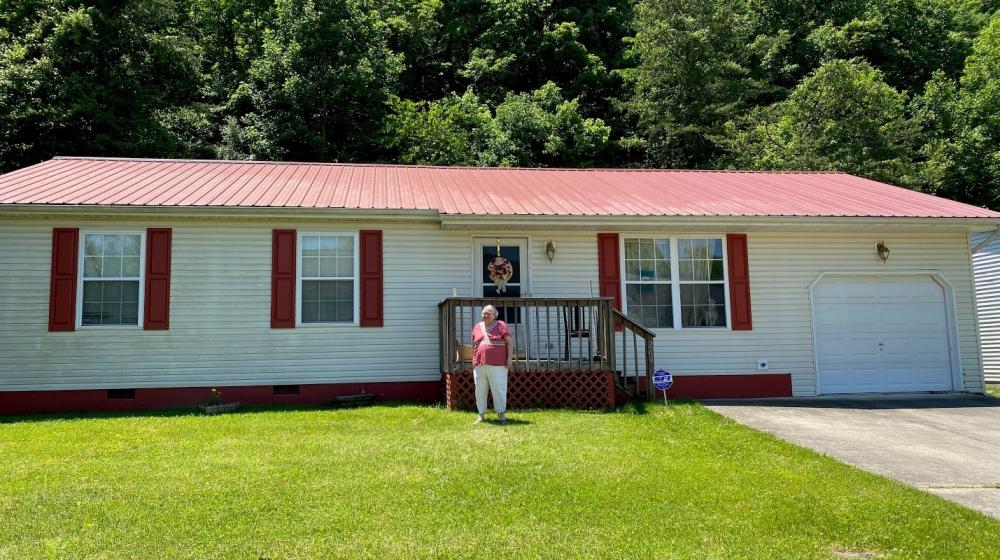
[478,417,533,426]
[0,401,445,425]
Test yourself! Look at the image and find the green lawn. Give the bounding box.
[1,403,998,559]
[988,384,1000,398]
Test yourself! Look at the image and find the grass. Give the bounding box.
[988,384,1000,398]
[1,403,999,559]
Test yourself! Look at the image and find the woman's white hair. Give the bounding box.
[481,305,498,316]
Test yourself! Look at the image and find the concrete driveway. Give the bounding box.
[705,394,1000,519]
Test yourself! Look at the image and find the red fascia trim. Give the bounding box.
[640,373,792,399]
[0,381,442,416]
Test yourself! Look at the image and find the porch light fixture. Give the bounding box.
[876,241,890,263]
[545,240,557,262]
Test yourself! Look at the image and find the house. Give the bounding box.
[0,156,997,415]
[972,231,1000,385]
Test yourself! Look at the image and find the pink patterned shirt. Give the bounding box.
[472,320,511,367]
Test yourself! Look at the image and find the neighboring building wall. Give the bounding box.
[972,232,1000,384]
[0,218,984,397]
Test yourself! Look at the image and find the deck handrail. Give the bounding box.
[611,309,656,399]
[438,297,616,377]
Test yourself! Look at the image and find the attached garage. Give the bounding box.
[812,275,958,394]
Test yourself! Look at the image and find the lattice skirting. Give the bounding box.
[444,369,615,410]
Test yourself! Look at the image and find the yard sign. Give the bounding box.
[653,369,673,405]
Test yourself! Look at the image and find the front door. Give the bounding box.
[475,237,530,357]
[476,238,528,299]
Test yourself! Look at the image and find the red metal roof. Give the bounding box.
[0,156,997,219]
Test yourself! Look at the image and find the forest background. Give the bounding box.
[1,0,998,207]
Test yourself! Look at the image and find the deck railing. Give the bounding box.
[438,297,655,398]
[611,309,657,399]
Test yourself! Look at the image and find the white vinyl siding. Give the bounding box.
[972,232,1000,383]
[0,221,984,397]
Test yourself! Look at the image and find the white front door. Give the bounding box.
[813,275,954,394]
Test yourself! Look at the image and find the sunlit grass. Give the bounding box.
[1,402,997,559]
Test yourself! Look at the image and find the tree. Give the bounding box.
[914,14,1000,207]
[0,0,203,171]
[804,0,972,93]
[492,81,611,167]
[385,82,611,167]
[219,0,403,160]
[624,0,769,168]
[384,89,498,166]
[723,59,921,186]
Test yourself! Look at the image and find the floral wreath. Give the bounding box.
[488,256,513,293]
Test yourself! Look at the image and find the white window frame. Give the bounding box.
[296,231,360,327]
[621,236,674,329]
[620,235,731,330]
[76,230,146,329]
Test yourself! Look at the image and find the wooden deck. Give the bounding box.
[438,297,655,408]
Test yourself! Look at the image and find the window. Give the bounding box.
[299,234,357,324]
[624,238,673,328]
[677,238,727,328]
[623,237,728,329]
[81,233,143,326]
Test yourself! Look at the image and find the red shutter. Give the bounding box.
[271,229,297,328]
[48,228,79,332]
[597,233,622,310]
[359,230,383,327]
[727,233,753,330]
[144,228,172,330]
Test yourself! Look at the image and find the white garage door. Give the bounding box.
[813,276,954,394]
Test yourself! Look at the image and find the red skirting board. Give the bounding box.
[640,373,793,399]
[0,381,441,416]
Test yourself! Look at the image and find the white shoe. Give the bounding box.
[474,415,485,424]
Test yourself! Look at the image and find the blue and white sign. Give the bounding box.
[652,369,673,391]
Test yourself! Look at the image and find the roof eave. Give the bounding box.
[1,204,998,232]
[0,204,442,223]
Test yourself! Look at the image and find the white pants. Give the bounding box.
[473,364,508,415]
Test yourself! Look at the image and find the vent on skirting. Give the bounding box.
[273,385,300,396]
[107,388,136,400]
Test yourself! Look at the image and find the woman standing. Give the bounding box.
[472,305,513,424]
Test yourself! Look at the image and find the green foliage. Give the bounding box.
[219,0,403,160]
[492,82,611,167]
[384,90,498,166]
[386,82,610,167]
[0,0,998,208]
[0,0,203,169]
[724,59,922,186]
[623,0,765,168]
[913,14,1000,207]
